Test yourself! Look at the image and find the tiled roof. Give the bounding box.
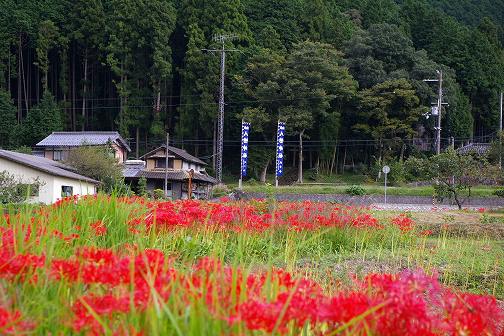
[129,169,218,184]
[140,145,206,165]
[0,150,99,184]
[36,132,131,152]
[456,143,490,155]
[137,170,188,181]
[123,164,145,178]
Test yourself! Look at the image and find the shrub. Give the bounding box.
[0,171,43,203]
[345,185,366,196]
[212,184,230,198]
[493,189,504,198]
[153,189,166,200]
[64,145,123,193]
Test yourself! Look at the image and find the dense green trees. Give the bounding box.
[0,0,503,177]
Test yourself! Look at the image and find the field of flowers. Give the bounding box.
[0,195,503,335]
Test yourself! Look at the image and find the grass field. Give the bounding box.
[0,195,502,334]
[223,173,502,198]
[240,183,500,198]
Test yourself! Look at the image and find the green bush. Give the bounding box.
[212,184,229,198]
[493,189,504,198]
[153,189,166,200]
[345,185,366,196]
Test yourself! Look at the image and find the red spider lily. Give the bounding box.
[0,306,33,334]
[90,220,107,236]
[391,214,415,233]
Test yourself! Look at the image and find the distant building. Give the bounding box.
[0,150,99,204]
[123,145,218,200]
[35,132,131,163]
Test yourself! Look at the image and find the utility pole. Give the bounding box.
[436,70,443,155]
[203,34,240,182]
[423,70,444,154]
[164,132,169,197]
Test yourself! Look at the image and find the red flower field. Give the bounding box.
[0,195,502,335]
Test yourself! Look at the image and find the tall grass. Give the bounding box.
[0,194,502,334]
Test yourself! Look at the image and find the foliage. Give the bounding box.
[64,145,123,193]
[19,91,63,146]
[137,176,147,197]
[493,189,504,198]
[0,170,42,203]
[423,148,499,209]
[0,89,16,148]
[212,184,230,198]
[0,0,503,176]
[0,196,502,334]
[152,188,166,200]
[345,185,366,196]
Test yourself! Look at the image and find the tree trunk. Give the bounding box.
[71,45,76,131]
[82,49,88,131]
[22,47,28,112]
[453,190,462,210]
[342,146,347,174]
[7,50,11,93]
[260,159,270,183]
[136,127,140,158]
[399,142,405,162]
[330,144,337,176]
[297,130,305,183]
[17,36,22,122]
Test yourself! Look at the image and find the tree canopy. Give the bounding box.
[0,0,503,177]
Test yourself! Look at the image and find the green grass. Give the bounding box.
[241,183,500,198]
[0,195,503,334]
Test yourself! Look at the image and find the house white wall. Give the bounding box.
[50,176,97,203]
[182,162,203,171]
[0,158,96,204]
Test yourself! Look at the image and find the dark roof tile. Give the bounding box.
[36,132,131,152]
[0,150,99,184]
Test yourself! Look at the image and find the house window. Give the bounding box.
[53,150,63,161]
[155,159,173,169]
[61,186,73,198]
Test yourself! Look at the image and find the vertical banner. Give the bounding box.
[240,121,251,177]
[275,121,286,177]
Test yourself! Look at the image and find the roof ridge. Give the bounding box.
[51,131,119,134]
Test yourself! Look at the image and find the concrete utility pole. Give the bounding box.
[164,132,169,197]
[436,70,443,155]
[423,70,444,154]
[204,34,239,182]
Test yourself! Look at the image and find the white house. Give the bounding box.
[0,150,99,204]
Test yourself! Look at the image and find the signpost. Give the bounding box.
[382,165,390,204]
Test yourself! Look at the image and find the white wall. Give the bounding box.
[51,176,97,203]
[0,158,96,204]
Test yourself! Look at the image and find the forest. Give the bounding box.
[0,0,504,179]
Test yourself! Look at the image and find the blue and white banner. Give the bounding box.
[240,121,251,177]
[275,122,286,177]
